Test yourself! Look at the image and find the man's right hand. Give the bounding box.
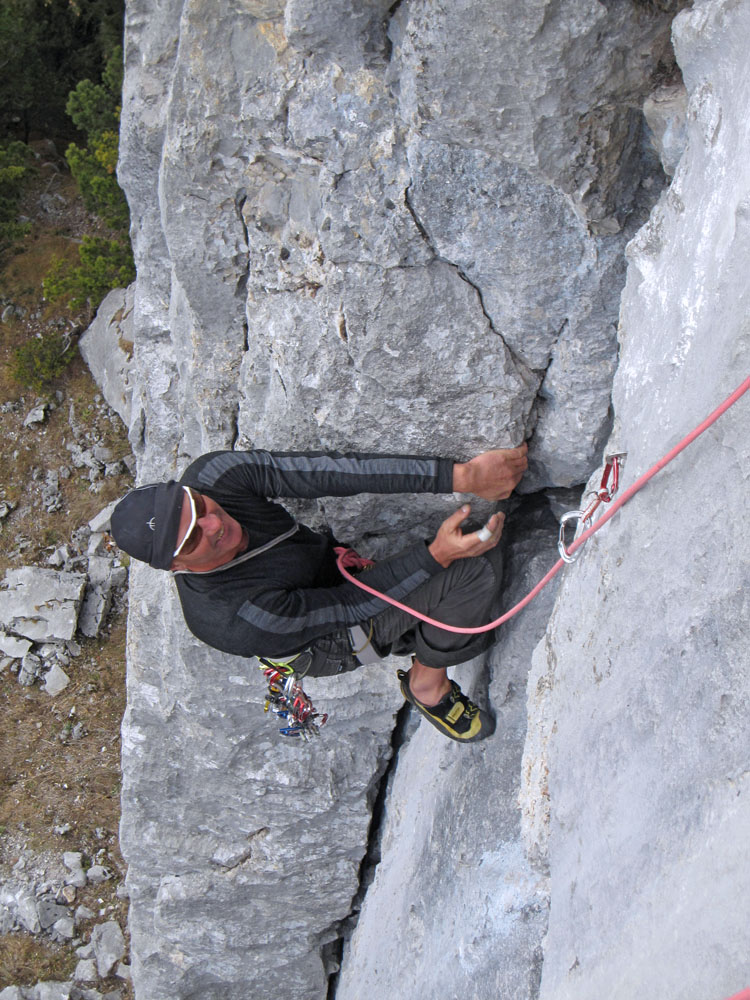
[428,507,505,569]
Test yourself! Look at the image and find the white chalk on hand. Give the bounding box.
[476,524,493,543]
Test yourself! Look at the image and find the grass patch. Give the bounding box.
[10,331,77,392]
[1,230,80,319]
[0,609,128,857]
[0,934,76,990]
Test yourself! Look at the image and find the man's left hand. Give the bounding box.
[452,443,528,500]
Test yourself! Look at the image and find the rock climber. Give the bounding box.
[110,445,528,742]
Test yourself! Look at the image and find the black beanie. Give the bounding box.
[110,481,186,570]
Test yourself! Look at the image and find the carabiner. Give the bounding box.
[558,509,585,563]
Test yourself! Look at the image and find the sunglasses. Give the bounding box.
[173,487,207,558]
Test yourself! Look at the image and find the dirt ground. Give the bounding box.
[0,144,135,995]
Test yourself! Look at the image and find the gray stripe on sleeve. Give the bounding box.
[237,567,431,632]
[197,451,440,488]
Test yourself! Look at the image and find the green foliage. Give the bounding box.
[64,48,129,231]
[0,0,124,143]
[11,331,76,391]
[66,49,123,138]
[45,44,134,309]
[93,131,119,174]
[101,44,124,99]
[43,236,135,312]
[1,9,133,319]
[65,141,129,229]
[0,141,35,252]
[0,142,34,197]
[66,78,118,139]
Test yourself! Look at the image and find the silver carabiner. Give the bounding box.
[558,509,585,564]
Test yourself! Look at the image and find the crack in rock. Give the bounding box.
[404,181,540,382]
[324,701,415,998]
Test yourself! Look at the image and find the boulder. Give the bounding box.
[79,285,135,427]
[0,568,87,643]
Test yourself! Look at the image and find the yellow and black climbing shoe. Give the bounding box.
[397,670,494,743]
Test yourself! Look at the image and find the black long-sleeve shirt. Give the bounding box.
[174,450,455,659]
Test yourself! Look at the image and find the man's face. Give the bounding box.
[171,489,247,572]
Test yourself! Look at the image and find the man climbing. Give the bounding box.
[110,444,528,742]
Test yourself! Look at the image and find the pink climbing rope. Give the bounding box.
[336,375,750,634]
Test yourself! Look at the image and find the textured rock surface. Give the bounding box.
[79,284,136,427]
[109,0,750,998]
[335,502,560,999]
[522,3,750,998]
[120,571,402,998]
[118,0,681,490]
[0,568,87,643]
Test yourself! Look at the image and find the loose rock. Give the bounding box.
[0,500,16,520]
[85,866,110,885]
[0,632,32,658]
[23,404,48,428]
[42,663,71,697]
[0,568,87,643]
[90,921,126,978]
[73,960,97,983]
[19,652,43,687]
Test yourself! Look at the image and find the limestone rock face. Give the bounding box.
[119,0,681,494]
[522,3,750,998]
[110,0,750,998]
[336,502,561,1000]
[390,0,675,229]
[120,568,403,999]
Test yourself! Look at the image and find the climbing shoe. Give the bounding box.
[397,669,494,743]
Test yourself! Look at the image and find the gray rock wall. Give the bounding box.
[110,0,750,998]
[335,502,560,1000]
[522,2,750,997]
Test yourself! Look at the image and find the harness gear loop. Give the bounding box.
[257,656,328,739]
[349,618,375,655]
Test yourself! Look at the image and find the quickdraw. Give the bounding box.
[558,453,626,564]
[258,657,328,740]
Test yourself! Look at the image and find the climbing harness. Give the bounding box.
[257,656,328,740]
[337,374,750,635]
[557,453,625,563]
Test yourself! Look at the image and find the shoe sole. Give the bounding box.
[398,670,493,743]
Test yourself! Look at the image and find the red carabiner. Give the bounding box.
[583,454,625,522]
[598,453,623,502]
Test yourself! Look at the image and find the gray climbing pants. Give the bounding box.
[371,545,504,669]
